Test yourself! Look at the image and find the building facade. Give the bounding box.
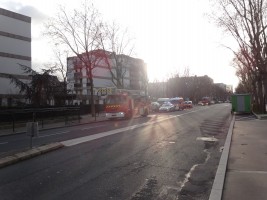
[0,8,31,106]
[215,83,227,91]
[66,50,147,105]
[226,85,233,93]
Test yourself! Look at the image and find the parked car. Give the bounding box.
[184,101,193,108]
[198,101,204,106]
[159,102,175,112]
[157,98,170,106]
[151,102,161,112]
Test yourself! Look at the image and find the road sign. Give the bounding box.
[27,122,39,137]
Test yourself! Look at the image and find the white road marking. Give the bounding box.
[0,142,8,145]
[62,107,210,147]
[39,131,70,138]
[196,137,218,142]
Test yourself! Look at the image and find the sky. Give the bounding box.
[1,0,239,89]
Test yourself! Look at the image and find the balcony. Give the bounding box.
[74,72,82,79]
[74,83,82,88]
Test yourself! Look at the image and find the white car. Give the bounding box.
[151,102,161,111]
[198,101,204,106]
[159,102,175,112]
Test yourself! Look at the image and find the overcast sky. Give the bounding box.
[1,0,239,89]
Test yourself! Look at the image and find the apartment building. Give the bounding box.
[0,8,31,106]
[66,50,147,105]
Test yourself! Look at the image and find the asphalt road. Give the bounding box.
[0,103,232,200]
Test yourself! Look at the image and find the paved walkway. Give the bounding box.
[209,112,267,200]
[222,116,267,200]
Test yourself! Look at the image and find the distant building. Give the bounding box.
[0,8,31,106]
[66,50,147,105]
[226,85,233,93]
[215,83,227,91]
[148,82,168,99]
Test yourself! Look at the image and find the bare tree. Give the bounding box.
[44,0,103,116]
[212,0,267,113]
[44,47,70,105]
[100,22,135,89]
[232,49,256,96]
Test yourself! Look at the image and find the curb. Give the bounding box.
[209,115,235,200]
[252,111,267,120]
[0,142,64,168]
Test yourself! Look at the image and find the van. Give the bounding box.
[170,97,184,110]
[157,98,170,106]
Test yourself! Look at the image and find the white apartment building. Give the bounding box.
[226,85,233,93]
[67,50,147,105]
[0,8,31,106]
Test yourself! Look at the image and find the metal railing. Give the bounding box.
[0,107,80,133]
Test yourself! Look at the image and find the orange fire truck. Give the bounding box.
[105,90,150,119]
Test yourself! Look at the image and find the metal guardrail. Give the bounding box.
[0,107,81,133]
[0,107,80,114]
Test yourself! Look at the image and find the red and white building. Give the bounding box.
[66,50,147,105]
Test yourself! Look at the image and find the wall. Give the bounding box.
[0,8,31,106]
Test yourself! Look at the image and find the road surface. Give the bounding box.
[0,103,232,200]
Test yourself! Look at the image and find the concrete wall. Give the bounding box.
[0,8,31,106]
[0,35,31,57]
[0,14,31,37]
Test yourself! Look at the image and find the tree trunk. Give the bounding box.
[252,79,259,112]
[257,77,265,114]
[262,75,267,113]
[89,70,95,117]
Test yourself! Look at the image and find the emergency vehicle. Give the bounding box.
[170,97,185,110]
[105,89,150,119]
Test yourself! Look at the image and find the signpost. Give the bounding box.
[27,122,39,148]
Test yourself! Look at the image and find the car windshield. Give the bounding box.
[162,102,172,106]
[106,95,127,104]
[170,100,178,104]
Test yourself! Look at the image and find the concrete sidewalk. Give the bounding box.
[222,117,267,200]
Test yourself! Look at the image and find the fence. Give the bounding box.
[0,107,81,133]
